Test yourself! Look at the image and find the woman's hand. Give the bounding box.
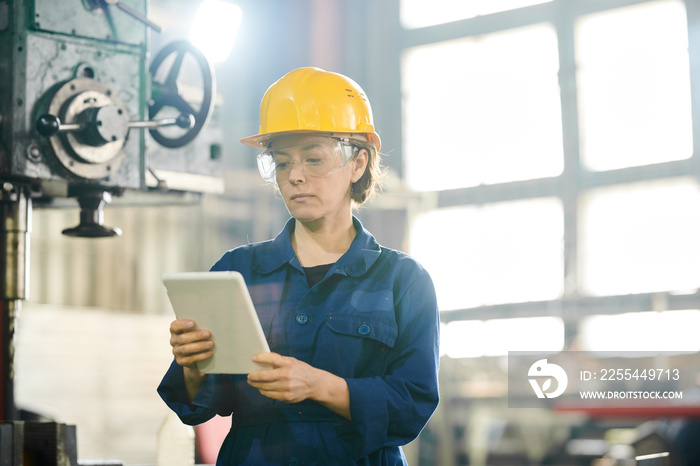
[169,319,214,400]
[247,352,351,420]
[169,319,214,369]
[246,353,318,403]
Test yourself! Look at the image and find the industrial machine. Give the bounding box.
[0,0,223,461]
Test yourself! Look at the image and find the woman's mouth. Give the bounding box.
[290,193,313,201]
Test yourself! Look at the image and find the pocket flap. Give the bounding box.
[326,313,398,348]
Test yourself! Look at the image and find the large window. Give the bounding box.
[400,0,552,29]
[410,198,564,310]
[579,178,700,296]
[397,0,700,356]
[575,0,692,171]
[442,316,564,358]
[580,310,700,353]
[402,23,563,191]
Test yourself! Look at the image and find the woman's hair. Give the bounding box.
[351,141,386,206]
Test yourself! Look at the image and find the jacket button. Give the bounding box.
[295,313,308,325]
[358,324,371,335]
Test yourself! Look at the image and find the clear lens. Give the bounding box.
[256,138,360,183]
[257,153,277,183]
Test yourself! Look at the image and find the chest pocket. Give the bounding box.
[318,313,399,378]
[326,313,398,348]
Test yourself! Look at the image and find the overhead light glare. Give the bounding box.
[190,0,242,63]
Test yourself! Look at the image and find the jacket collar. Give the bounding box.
[253,216,381,278]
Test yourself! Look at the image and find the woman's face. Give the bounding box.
[269,133,367,225]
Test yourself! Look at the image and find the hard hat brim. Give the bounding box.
[241,130,381,151]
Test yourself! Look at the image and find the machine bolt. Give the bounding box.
[27,143,41,161]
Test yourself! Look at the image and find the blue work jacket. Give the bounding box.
[158,217,440,465]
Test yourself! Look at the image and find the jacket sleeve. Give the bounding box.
[340,268,440,458]
[157,359,235,425]
[157,249,242,425]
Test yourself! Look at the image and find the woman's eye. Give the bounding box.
[305,158,323,166]
[275,161,290,171]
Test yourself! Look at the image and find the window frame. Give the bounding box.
[361,0,700,341]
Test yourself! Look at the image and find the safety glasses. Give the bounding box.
[257,137,362,184]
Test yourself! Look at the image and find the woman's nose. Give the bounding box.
[287,160,306,183]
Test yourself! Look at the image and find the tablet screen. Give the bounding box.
[162,271,270,374]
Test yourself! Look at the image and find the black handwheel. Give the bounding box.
[149,40,215,148]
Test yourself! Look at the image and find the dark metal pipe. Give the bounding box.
[0,184,32,420]
[0,300,21,420]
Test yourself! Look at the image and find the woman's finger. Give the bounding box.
[170,319,196,334]
[251,352,284,367]
[170,328,212,348]
[174,339,214,357]
[174,340,214,367]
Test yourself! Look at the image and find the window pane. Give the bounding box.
[401,0,552,29]
[410,198,564,310]
[443,317,564,358]
[579,178,700,296]
[580,310,700,353]
[575,0,692,171]
[402,24,563,191]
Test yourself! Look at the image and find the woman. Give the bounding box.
[158,67,440,465]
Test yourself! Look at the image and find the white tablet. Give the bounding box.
[162,271,270,374]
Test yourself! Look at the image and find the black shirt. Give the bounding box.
[303,263,333,288]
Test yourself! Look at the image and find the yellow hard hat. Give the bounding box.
[240,67,381,151]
